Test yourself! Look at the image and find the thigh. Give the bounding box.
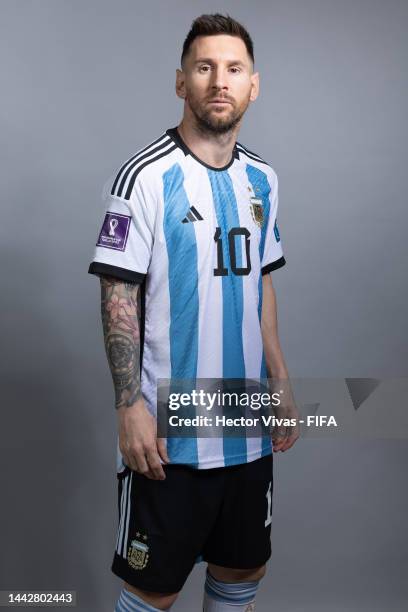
[203,453,273,569]
[111,463,224,593]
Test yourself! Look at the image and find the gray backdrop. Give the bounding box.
[1,0,407,610]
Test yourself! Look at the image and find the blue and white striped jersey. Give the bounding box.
[89,127,286,470]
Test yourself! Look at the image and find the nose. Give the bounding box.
[211,66,228,91]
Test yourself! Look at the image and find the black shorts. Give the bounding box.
[111,453,273,593]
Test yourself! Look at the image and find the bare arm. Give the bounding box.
[261,273,299,451]
[100,276,169,478]
[100,276,142,408]
[261,273,289,379]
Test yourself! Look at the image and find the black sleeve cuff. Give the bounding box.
[261,256,286,275]
[88,262,146,283]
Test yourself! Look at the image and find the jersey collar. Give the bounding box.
[166,126,240,172]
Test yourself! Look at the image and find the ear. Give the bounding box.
[175,68,186,99]
[249,71,260,102]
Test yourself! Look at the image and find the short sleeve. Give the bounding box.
[88,172,156,283]
[261,171,286,275]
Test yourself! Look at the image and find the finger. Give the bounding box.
[278,427,299,452]
[273,425,295,451]
[142,469,156,480]
[157,438,170,464]
[272,439,285,451]
[281,432,300,452]
[145,448,166,480]
[120,443,142,472]
[273,442,285,452]
[272,440,286,452]
[272,427,287,450]
[130,449,150,475]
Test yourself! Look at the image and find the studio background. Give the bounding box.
[1,1,407,610]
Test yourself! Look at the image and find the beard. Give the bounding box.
[186,91,251,135]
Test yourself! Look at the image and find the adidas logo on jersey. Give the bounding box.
[181,206,203,223]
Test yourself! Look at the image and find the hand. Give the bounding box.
[117,399,170,479]
[270,381,300,453]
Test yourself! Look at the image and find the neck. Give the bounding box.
[177,115,240,169]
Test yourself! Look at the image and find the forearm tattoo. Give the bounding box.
[100,276,142,409]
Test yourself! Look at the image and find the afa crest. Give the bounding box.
[249,197,264,228]
[128,537,149,570]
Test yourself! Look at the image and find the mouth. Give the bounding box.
[208,99,232,105]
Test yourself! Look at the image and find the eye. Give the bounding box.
[198,64,211,73]
[229,66,241,74]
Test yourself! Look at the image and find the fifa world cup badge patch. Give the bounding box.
[96,212,131,251]
[128,535,149,570]
[250,196,264,228]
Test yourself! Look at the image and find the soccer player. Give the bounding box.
[89,13,299,612]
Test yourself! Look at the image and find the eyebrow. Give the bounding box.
[193,58,247,67]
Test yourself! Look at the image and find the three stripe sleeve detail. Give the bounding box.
[110,134,177,200]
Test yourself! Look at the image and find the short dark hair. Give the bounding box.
[181,13,254,67]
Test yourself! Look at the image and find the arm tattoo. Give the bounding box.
[100,276,142,409]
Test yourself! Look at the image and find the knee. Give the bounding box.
[123,582,179,610]
[207,563,267,583]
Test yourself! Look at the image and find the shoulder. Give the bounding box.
[108,131,180,201]
[236,140,278,183]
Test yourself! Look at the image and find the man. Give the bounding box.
[89,13,298,612]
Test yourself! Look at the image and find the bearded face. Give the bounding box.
[179,35,258,136]
[186,85,252,135]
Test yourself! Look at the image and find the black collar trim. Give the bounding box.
[166,127,240,172]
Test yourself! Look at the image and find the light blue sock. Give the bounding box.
[114,587,170,612]
[203,570,259,611]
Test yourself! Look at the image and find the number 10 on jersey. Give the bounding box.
[213,227,252,277]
